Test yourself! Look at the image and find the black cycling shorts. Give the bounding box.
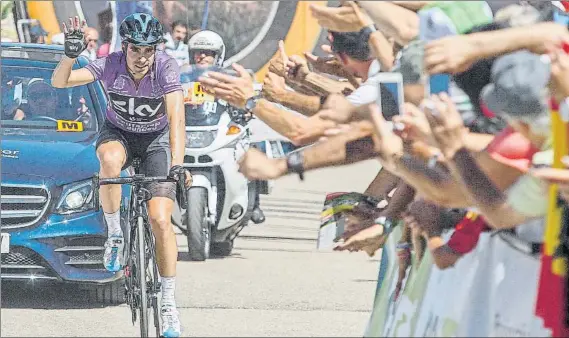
[96,122,176,201]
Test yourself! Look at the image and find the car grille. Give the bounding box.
[1,184,50,229]
[1,247,58,280]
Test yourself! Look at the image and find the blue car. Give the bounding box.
[1,43,130,304]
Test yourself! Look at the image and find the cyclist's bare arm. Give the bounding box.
[51,56,95,88]
[165,90,186,167]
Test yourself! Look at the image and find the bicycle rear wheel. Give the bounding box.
[137,216,150,337]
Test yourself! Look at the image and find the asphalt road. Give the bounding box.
[1,160,382,337]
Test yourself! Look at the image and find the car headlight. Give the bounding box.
[185,131,216,148]
[55,180,94,214]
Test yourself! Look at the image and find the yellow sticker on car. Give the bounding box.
[56,120,84,132]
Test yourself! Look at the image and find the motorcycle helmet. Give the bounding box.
[188,30,226,67]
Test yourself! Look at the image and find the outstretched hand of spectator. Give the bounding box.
[309,2,374,33]
[423,35,478,75]
[367,104,404,170]
[199,63,255,109]
[316,94,357,123]
[268,41,295,78]
[262,72,288,103]
[548,47,569,102]
[237,148,287,180]
[287,54,312,82]
[422,94,468,160]
[334,223,388,257]
[392,102,437,146]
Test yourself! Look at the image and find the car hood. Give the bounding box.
[2,131,99,185]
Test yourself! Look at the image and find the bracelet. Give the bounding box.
[396,242,411,250]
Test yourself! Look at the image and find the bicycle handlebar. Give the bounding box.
[92,172,188,212]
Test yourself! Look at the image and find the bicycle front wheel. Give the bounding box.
[137,216,149,337]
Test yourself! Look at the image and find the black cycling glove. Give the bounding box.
[63,17,87,59]
[168,165,185,181]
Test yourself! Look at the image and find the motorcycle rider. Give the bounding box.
[181,30,266,224]
[51,14,190,337]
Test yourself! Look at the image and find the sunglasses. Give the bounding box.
[195,50,216,57]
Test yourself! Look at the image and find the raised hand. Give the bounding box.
[62,16,87,59]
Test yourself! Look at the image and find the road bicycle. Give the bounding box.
[92,158,186,337]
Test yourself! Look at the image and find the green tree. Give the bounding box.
[1,2,13,21]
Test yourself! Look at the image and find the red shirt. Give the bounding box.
[446,212,491,255]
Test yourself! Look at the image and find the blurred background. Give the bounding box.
[0,0,334,81]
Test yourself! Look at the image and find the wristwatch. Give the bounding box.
[244,95,261,113]
[286,151,305,181]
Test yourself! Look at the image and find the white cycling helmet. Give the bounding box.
[188,30,226,67]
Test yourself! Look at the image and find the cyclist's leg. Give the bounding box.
[96,122,130,272]
[140,128,180,337]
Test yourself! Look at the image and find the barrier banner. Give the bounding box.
[365,232,551,337]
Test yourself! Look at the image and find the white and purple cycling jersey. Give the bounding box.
[85,50,182,133]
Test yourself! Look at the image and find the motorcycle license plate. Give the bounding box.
[1,233,10,254]
[183,82,215,105]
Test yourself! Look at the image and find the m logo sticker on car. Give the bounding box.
[57,120,84,132]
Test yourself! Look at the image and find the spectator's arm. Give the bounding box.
[378,181,416,220]
[468,22,569,58]
[425,237,462,270]
[251,99,336,146]
[359,1,419,46]
[364,169,401,199]
[299,72,356,96]
[390,1,433,11]
[447,148,533,229]
[390,155,469,208]
[267,90,322,117]
[369,30,396,70]
[289,120,379,170]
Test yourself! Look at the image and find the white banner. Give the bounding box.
[366,230,551,337]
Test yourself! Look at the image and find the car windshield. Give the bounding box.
[1,65,98,132]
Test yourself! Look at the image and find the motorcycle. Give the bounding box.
[171,78,262,261]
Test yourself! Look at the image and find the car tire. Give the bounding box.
[85,279,126,305]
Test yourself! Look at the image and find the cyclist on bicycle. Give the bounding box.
[181,30,266,224]
[52,14,190,337]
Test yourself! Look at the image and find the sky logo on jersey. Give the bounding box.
[108,92,165,122]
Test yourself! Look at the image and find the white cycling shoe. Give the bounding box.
[161,306,182,337]
[103,234,124,272]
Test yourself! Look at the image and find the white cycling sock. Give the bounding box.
[161,276,176,308]
[104,210,122,237]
